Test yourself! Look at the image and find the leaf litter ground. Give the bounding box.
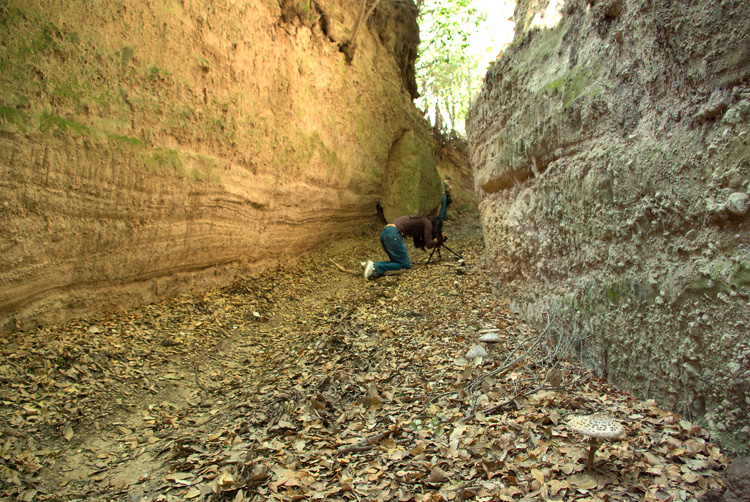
[0,216,730,501]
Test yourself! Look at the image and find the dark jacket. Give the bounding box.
[392,215,438,250]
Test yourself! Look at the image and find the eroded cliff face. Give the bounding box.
[432,134,475,216]
[0,0,441,332]
[467,0,750,452]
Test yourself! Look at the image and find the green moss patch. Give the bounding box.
[39,112,91,134]
[0,105,24,127]
[107,133,144,147]
[542,64,601,108]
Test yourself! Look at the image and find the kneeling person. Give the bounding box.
[364,215,445,280]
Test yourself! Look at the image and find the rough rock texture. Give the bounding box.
[0,0,441,333]
[467,0,750,453]
[432,133,476,216]
[698,456,750,502]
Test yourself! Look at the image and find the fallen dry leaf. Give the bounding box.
[0,217,731,502]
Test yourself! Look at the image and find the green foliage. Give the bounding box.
[107,133,144,147]
[542,64,600,108]
[147,146,183,172]
[146,65,171,82]
[195,55,210,72]
[294,0,317,24]
[415,0,482,136]
[605,286,621,305]
[120,46,134,64]
[32,21,61,53]
[51,77,85,105]
[0,6,25,32]
[39,112,90,134]
[0,105,23,125]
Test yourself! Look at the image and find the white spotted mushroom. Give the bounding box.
[479,332,501,343]
[567,414,624,474]
[466,344,488,360]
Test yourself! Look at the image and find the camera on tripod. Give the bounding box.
[427,233,461,264]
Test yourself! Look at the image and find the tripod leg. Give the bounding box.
[426,246,438,265]
[441,243,463,259]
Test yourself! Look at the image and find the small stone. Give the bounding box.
[726,192,748,215]
[722,108,741,125]
[688,322,700,337]
[722,169,744,189]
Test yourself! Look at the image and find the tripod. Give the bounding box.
[426,242,463,264]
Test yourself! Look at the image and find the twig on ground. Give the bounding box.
[382,269,410,276]
[426,366,453,405]
[194,361,209,392]
[457,314,555,418]
[468,314,553,392]
[336,429,394,455]
[330,259,359,275]
[482,384,544,416]
[330,259,410,277]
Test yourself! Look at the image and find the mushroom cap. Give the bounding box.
[466,344,489,359]
[567,415,624,439]
[479,333,501,342]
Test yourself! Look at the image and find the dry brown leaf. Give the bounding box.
[569,473,597,490]
[166,472,195,485]
[184,487,202,499]
[428,466,448,483]
[530,468,545,484]
[20,490,37,502]
[0,223,731,502]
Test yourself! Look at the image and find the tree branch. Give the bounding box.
[342,0,381,63]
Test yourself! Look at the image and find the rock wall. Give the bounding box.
[432,133,476,217]
[467,0,750,453]
[0,0,441,332]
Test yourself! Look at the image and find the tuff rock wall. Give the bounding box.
[432,133,476,217]
[467,0,750,453]
[0,0,441,333]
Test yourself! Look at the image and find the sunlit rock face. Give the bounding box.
[0,0,440,333]
[467,0,750,453]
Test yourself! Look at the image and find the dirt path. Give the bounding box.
[0,216,730,501]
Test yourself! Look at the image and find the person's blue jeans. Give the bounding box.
[439,194,448,220]
[374,225,411,276]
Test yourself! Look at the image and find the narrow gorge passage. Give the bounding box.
[1,0,748,499]
[1,217,730,501]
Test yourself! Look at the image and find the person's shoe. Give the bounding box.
[363,260,376,280]
[360,261,367,270]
